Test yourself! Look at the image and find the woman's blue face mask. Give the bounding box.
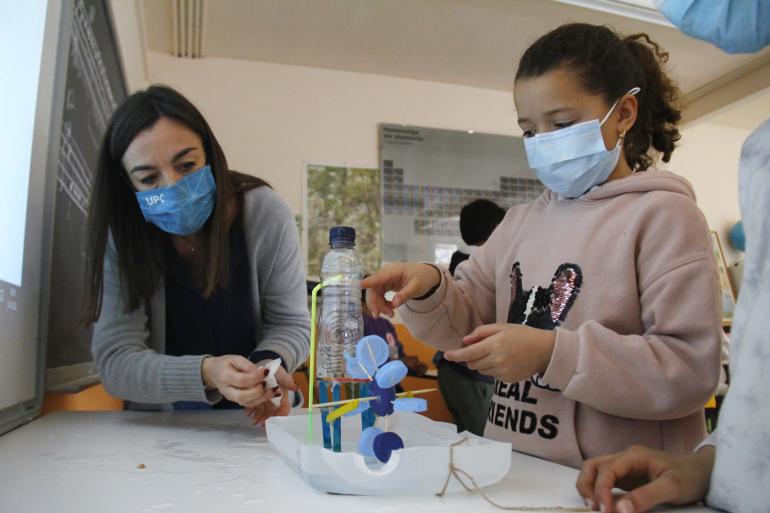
[135,165,216,236]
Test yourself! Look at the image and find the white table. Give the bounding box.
[0,411,716,513]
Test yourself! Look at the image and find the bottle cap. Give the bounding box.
[356,336,389,369]
[329,226,356,247]
[393,398,427,413]
[373,432,404,463]
[346,356,372,379]
[375,360,408,389]
[358,426,383,457]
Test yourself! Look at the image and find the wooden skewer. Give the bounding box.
[309,387,437,409]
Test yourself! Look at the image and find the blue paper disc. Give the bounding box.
[345,356,371,379]
[356,336,389,369]
[373,432,404,463]
[358,426,383,457]
[393,397,427,413]
[375,360,408,388]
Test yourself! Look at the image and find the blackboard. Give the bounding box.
[45,0,127,384]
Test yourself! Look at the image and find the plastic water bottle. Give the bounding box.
[318,226,364,379]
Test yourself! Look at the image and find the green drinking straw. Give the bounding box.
[307,274,343,443]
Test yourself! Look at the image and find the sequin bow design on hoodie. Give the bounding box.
[506,262,583,391]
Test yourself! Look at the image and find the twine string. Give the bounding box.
[436,438,590,512]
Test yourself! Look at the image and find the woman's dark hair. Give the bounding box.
[460,199,506,246]
[84,84,267,324]
[515,23,681,171]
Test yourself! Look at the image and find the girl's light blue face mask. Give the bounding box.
[523,87,640,199]
[135,164,216,236]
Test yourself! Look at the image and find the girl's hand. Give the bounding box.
[576,445,715,513]
[243,366,297,426]
[443,323,555,383]
[201,355,271,405]
[361,263,442,318]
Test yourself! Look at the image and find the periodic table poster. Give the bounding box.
[379,124,541,266]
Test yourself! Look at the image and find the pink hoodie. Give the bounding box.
[400,171,722,469]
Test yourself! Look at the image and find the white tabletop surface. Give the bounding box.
[0,411,716,513]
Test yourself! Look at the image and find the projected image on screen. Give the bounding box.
[0,0,49,413]
[0,2,47,289]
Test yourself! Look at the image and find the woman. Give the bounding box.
[84,85,309,425]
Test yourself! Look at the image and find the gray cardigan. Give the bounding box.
[92,187,310,410]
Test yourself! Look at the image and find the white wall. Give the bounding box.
[108,0,148,92]
[146,51,519,213]
[665,122,750,265]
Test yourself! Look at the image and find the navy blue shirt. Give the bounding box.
[164,215,258,409]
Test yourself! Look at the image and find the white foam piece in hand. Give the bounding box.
[264,358,282,407]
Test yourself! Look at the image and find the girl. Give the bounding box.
[576,2,770,511]
[84,85,309,425]
[363,23,722,468]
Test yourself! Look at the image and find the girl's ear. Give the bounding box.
[616,93,638,136]
[549,264,583,326]
[506,262,526,324]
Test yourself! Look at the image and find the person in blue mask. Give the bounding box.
[576,3,770,512]
[363,23,721,471]
[84,85,309,425]
[654,0,770,54]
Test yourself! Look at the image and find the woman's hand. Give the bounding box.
[243,365,297,426]
[443,323,555,383]
[576,445,715,513]
[361,263,442,317]
[201,355,275,406]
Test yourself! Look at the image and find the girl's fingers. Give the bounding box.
[366,287,394,318]
[365,288,381,317]
[362,265,417,315]
[360,272,391,291]
[391,277,424,308]
[463,324,508,345]
[444,338,493,363]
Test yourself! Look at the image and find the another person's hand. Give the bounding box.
[361,263,442,318]
[443,323,555,383]
[201,355,275,406]
[576,444,715,513]
[244,366,297,426]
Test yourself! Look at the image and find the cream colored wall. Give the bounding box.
[108,0,149,92]
[664,122,750,265]
[145,51,519,214]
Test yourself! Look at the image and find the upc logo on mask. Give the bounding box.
[145,194,164,206]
